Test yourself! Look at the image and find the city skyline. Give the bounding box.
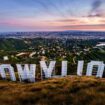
[0,0,105,32]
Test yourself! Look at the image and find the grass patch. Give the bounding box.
[0,76,105,105]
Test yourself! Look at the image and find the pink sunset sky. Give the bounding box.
[0,0,105,32]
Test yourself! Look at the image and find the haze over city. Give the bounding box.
[0,0,105,32]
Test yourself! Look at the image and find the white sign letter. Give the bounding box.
[16,64,36,82]
[61,61,67,76]
[40,61,56,78]
[86,61,104,78]
[77,61,84,76]
[0,64,16,81]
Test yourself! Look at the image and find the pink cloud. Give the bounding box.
[0,17,105,31]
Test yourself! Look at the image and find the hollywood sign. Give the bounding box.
[0,60,105,82]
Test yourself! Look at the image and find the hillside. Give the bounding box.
[0,76,105,105]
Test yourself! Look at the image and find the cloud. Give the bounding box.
[88,13,102,17]
[57,19,78,22]
[49,18,86,25]
[91,0,102,11]
[60,24,105,31]
[88,0,105,17]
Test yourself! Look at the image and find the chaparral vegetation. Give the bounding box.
[0,76,105,105]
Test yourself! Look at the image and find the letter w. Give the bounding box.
[16,64,36,82]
